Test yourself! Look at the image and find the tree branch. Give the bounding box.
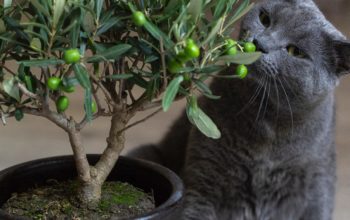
[67,118,91,183]
[159,38,168,93]
[17,83,39,99]
[94,108,130,184]
[118,107,162,134]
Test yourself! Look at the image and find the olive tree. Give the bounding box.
[0,0,260,205]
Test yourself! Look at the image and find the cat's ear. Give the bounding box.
[331,40,350,76]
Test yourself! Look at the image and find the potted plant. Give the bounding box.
[0,0,260,219]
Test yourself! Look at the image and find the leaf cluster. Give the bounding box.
[0,0,260,138]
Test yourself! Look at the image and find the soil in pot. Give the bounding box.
[1,179,155,220]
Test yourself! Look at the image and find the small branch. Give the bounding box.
[90,69,116,109]
[117,60,126,102]
[118,107,162,134]
[44,111,70,132]
[159,38,168,93]
[42,67,50,109]
[135,100,162,111]
[22,107,43,117]
[1,66,15,76]
[1,111,7,125]
[17,83,39,99]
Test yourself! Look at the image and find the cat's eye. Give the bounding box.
[286,45,307,59]
[259,10,271,28]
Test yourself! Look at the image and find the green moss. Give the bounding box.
[2,180,155,220]
[98,182,148,212]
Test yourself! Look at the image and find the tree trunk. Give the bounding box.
[77,179,102,208]
[68,109,129,207]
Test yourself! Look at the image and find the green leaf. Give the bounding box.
[96,17,121,36]
[30,0,50,17]
[164,0,180,14]
[224,1,254,30]
[186,98,221,139]
[3,77,20,102]
[0,19,6,34]
[144,21,174,50]
[193,79,219,99]
[82,11,96,33]
[218,52,262,65]
[84,88,93,122]
[201,16,225,46]
[96,0,103,20]
[213,0,228,19]
[4,0,12,8]
[19,59,64,67]
[188,0,203,22]
[199,65,226,74]
[24,75,34,93]
[73,64,91,90]
[62,77,79,87]
[30,38,42,52]
[86,44,132,63]
[104,74,134,80]
[53,0,66,28]
[14,109,24,121]
[162,75,184,112]
[145,55,159,63]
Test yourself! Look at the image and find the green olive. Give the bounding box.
[236,64,248,79]
[243,42,256,53]
[92,101,97,113]
[168,59,183,74]
[56,96,70,113]
[225,39,237,47]
[47,77,62,91]
[132,11,146,27]
[63,49,81,64]
[184,39,200,59]
[61,85,75,93]
[226,46,238,55]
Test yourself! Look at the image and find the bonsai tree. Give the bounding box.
[0,0,260,206]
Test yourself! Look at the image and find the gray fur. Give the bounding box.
[129,0,350,219]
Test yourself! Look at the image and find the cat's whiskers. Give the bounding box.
[279,74,298,99]
[254,74,269,126]
[276,76,294,137]
[236,74,267,116]
[260,75,272,124]
[272,76,281,132]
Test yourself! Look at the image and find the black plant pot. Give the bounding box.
[0,155,183,220]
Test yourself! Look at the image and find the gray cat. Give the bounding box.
[130,0,350,219]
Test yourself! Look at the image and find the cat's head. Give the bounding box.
[240,0,350,108]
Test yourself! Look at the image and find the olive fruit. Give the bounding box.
[63,49,81,64]
[184,39,200,59]
[61,84,75,93]
[91,101,97,113]
[236,64,248,79]
[132,11,146,26]
[168,59,183,74]
[243,42,256,53]
[56,96,69,113]
[225,39,238,55]
[47,77,61,91]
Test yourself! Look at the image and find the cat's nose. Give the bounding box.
[253,39,268,54]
